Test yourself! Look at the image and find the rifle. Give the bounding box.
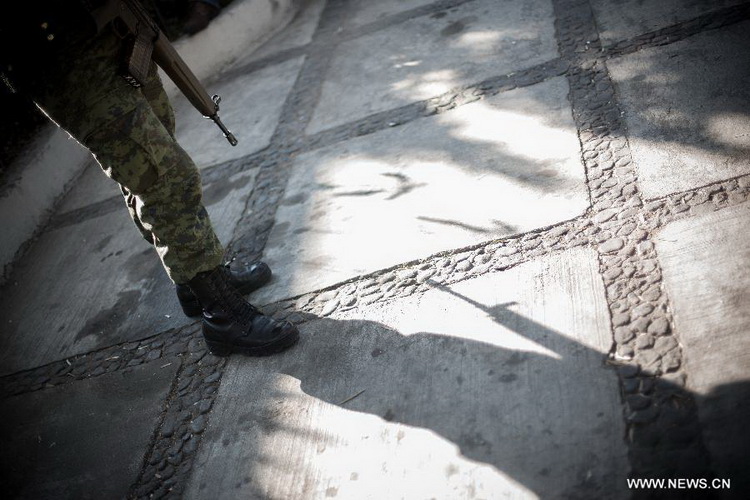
[91,0,237,146]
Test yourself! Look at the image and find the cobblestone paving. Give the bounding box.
[1,0,749,497]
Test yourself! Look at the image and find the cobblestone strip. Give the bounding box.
[604,1,750,59]
[645,174,750,227]
[552,0,715,486]
[0,324,195,399]
[260,216,593,323]
[299,58,568,154]
[224,0,351,267]
[130,336,228,499]
[0,323,228,500]
[249,170,750,341]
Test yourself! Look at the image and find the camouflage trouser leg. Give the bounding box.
[121,63,177,245]
[32,29,224,284]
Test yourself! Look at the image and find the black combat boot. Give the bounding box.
[186,266,299,356]
[176,262,272,317]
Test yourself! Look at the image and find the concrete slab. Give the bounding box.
[590,0,746,45]
[307,0,558,134]
[608,21,750,200]
[173,57,305,168]
[232,0,326,66]
[256,77,587,303]
[56,162,121,214]
[0,125,90,283]
[342,0,438,29]
[0,360,179,499]
[655,203,750,493]
[186,247,628,499]
[0,168,257,375]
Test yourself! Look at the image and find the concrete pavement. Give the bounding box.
[1,0,749,498]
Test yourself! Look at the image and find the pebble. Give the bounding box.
[617,222,636,236]
[659,371,686,388]
[672,203,690,214]
[340,294,357,307]
[661,351,681,372]
[167,441,183,456]
[295,294,315,309]
[146,350,162,362]
[630,317,650,333]
[315,290,338,303]
[600,238,625,253]
[321,299,340,317]
[594,209,618,223]
[612,312,630,327]
[635,334,654,349]
[641,287,661,302]
[183,436,199,455]
[654,336,678,354]
[640,377,655,394]
[631,303,654,318]
[647,317,670,335]
[416,270,435,283]
[603,268,622,280]
[359,293,383,305]
[455,260,473,272]
[167,452,182,466]
[397,269,418,280]
[638,350,662,372]
[190,415,207,434]
[614,327,634,344]
[161,417,177,438]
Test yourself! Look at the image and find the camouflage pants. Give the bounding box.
[31,28,224,284]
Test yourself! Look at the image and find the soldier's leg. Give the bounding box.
[140,65,176,137]
[32,29,223,284]
[29,26,298,356]
[135,64,273,315]
[121,65,177,246]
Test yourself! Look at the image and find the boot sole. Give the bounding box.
[205,330,299,357]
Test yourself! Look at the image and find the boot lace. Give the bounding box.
[208,268,261,326]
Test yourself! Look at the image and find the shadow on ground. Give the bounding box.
[192,284,749,499]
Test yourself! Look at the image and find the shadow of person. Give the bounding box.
[183,253,750,500]
[694,380,750,498]
[216,283,638,499]
[284,322,622,498]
